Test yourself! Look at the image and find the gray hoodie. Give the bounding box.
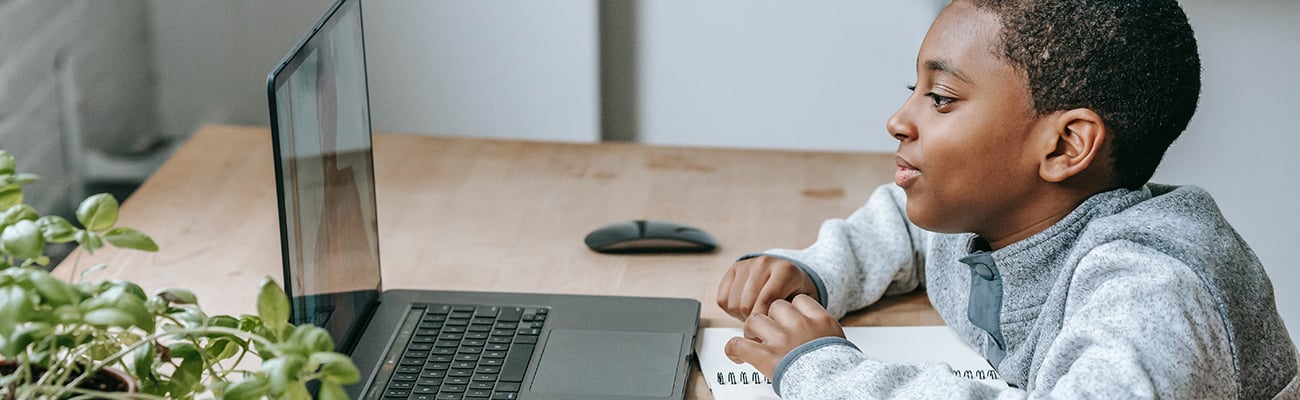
[756,184,1299,399]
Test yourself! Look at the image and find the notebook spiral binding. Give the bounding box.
[714,368,999,386]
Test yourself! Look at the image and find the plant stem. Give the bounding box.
[65,326,277,390]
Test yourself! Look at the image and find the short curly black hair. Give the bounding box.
[969,0,1201,189]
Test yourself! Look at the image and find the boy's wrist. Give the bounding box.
[771,336,860,396]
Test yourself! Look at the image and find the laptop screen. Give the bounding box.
[267,0,381,351]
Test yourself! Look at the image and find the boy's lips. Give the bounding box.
[895,155,921,187]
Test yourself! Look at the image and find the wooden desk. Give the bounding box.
[55,124,942,398]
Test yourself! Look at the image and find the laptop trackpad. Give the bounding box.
[530,329,683,397]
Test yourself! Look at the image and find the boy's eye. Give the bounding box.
[927,93,955,108]
[905,85,955,109]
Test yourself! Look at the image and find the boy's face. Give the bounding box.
[887,1,1049,236]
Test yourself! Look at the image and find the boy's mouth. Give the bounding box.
[895,156,921,187]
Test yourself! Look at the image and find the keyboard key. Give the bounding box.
[431,354,454,362]
[451,306,475,313]
[443,326,467,334]
[390,382,415,390]
[398,366,422,374]
[494,322,518,330]
[414,385,438,394]
[420,370,447,379]
[449,368,475,377]
[476,365,501,374]
[474,306,499,317]
[485,344,510,351]
[514,336,537,345]
[465,389,492,398]
[417,377,444,386]
[446,319,471,327]
[466,332,490,340]
[495,382,521,392]
[450,311,474,319]
[490,392,517,400]
[436,393,463,400]
[468,324,494,332]
[426,305,451,314]
[497,307,523,322]
[455,354,480,362]
[471,374,497,382]
[427,363,450,371]
[452,361,475,369]
[384,389,410,398]
[480,358,504,367]
[458,346,482,354]
[516,328,540,336]
[491,329,514,337]
[500,344,535,382]
[393,374,418,382]
[446,377,470,385]
[469,382,495,390]
[482,351,506,359]
[441,385,467,393]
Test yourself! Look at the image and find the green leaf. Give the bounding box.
[75,230,104,254]
[83,308,136,328]
[206,336,243,362]
[310,352,361,384]
[167,345,204,396]
[263,355,307,396]
[220,374,270,400]
[2,322,51,358]
[0,151,14,175]
[132,340,157,382]
[317,382,349,400]
[1,204,38,225]
[0,188,19,211]
[1,220,45,259]
[290,325,335,354]
[156,287,198,305]
[257,277,290,340]
[76,193,120,232]
[0,286,33,336]
[36,216,77,243]
[27,270,78,307]
[103,227,159,252]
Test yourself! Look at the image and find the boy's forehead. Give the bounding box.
[918,2,1008,83]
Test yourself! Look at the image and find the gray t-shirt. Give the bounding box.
[758,184,1299,399]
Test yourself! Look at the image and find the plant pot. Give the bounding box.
[0,361,137,396]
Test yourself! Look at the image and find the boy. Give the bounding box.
[717,0,1300,398]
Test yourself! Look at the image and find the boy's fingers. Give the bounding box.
[717,268,736,311]
[766,299,800,323]
[724,336,768,365]
[737,267,771,316]
[791,294,827,318]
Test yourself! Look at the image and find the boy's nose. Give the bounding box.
[886,103,917,142]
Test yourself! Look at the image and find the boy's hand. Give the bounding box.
[717,256,819,320]
[724,295,846,378]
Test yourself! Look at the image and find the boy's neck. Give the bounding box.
[980,184,1115,251]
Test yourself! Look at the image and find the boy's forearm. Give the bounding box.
[759,184,925,318]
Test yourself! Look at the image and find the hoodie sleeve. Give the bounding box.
[756,184,928,318]
[771,240,1238,399]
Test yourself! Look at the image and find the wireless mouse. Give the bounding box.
[584,220,718,254]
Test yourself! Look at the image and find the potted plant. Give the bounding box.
[0,150,359,399]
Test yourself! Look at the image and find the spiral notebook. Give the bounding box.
[697,325,1006,399]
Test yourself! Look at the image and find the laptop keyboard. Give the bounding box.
[381,304,549,400]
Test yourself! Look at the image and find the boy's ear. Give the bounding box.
[1039,108,1107,183]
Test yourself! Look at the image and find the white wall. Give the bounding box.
[1153,0,1300,345]
[630,1,939,152]
[148,0,334,139]
[363,0,599,142]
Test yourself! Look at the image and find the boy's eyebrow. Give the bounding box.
[925,59,974,85]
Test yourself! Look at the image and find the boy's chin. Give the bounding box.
[904,202,967,234]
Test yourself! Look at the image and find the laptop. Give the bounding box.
[265,1,700,399]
